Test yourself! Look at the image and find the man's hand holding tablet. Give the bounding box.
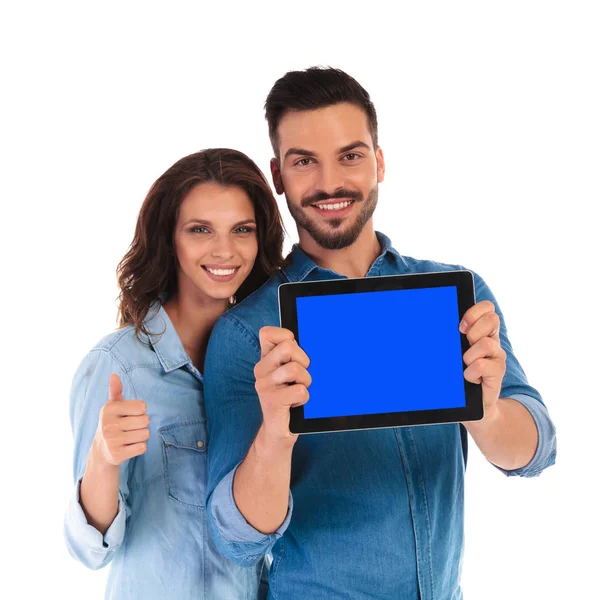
[459,300,507,424]
[253,326,311,445]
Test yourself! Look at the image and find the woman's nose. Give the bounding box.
[210,236,235,259]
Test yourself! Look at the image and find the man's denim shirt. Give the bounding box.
[204,232,556,600]
[64,305,264,600]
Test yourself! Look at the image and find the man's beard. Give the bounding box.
[286,185,378,250]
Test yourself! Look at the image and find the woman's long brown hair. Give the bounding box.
[116,148,285,340]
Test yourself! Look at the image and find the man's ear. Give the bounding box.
[376,147,385,183]
[270,158,285,195]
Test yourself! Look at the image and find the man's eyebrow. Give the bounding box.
[338,141,371,154]
[284,147,316,160]
[283,141,372,160]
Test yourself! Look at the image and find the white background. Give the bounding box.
[1,1,598,598]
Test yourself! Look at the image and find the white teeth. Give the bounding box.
[206,267,236,276]
[314,201,352,211]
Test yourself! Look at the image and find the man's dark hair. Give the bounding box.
[265,67,379,158]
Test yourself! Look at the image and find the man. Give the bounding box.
[204,67,556,600]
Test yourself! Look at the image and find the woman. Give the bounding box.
[64,149,285,599]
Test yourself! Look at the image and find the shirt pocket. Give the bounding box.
[158,420,208,509]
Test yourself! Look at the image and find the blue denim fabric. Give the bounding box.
[64,305,265,600]
[204,232,556,600]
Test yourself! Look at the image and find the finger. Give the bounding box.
[120,428,151,445]
[119,442,148,461]
[119,414,151,431]
[266,383,309,409]
[108,373,124,402]
[459,300,496,334]
[270,362,312,388]
[259,326,295,358]
[256,339,309,377]
[255,339,310,379]
[465,312,501,345]
[464,357,506,385]
[463,337,506,366]
[288,384,310,408]
[107,399,147,417]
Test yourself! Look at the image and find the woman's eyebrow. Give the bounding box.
[182,218,257,227]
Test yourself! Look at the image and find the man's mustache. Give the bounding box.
[301,189,363,208]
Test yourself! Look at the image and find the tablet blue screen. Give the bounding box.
[296,286,466,419]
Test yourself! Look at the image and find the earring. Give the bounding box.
[228,294,237,307]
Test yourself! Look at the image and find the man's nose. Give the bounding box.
[316,161,345,196]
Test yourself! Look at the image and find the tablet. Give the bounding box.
[278,270,483,434]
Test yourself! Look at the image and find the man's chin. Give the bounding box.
[307,223,362,250]
[289,187,378,251]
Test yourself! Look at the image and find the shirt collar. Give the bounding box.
[281,231,403,283]
[143,304,192,373]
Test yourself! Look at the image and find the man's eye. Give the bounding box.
[295,158,313,167]
[343,153,360,161]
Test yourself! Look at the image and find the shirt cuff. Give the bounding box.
[211,463,293,544]
[65,478,127,551]
[498,393,557,477]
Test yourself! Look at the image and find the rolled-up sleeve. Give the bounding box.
[500,393,557,477]
[204,314,293,566]
[208,464,293,567]
[64,349,133,569]
[64,478,128,569]
[471,269,557,477]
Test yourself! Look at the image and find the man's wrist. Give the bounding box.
[254,424,296,459]
[463,397,503,435]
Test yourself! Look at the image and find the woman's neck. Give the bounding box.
[162,292,228,372]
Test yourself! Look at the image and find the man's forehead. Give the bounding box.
[277,103,372,155]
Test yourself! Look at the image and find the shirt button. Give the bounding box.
[196,440,204,448]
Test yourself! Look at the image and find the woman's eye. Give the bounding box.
[190,226,209,234]
[234,226,255,234]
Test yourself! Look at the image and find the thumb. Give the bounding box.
[107,373,124,402]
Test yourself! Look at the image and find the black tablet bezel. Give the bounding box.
[278,270,483,434]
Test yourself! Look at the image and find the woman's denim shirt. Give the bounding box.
[64,305,264,600]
